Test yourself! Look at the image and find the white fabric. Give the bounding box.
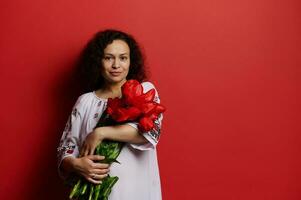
[57,81,163,200]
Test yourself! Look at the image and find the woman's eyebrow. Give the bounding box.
[104,53,129,56]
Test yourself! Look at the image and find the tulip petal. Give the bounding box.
[139,89,155,102]
[139,117,154,132]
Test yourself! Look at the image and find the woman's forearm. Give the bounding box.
[60,156,77,175]
[95,125,148,144]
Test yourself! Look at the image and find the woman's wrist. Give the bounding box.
[61,156,78,174]
[95,127,107,141]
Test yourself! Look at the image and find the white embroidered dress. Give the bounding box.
[57,81,163,200]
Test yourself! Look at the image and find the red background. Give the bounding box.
[0,0,300,199]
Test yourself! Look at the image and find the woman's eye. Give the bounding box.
[104,57,112,60]
[121,57,128,61]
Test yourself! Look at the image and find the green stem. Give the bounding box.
[69,179,81,199]
[88,183,94,200]
[81,183,88,195]
[94,183,102,200]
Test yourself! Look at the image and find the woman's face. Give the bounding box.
[101,39,130,85]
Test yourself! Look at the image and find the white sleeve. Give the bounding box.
[56,96,83,180]
[125,81,164,151]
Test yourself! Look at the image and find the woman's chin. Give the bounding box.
[107,76,126,84]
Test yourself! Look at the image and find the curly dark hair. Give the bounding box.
[78,29,149,92]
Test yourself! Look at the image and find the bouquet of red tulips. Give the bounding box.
[69,79,166,200]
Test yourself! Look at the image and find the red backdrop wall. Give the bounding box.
[0,0,300,199]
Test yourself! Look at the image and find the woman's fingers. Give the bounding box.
[85,173,108,184]
[81,143,89,157]
[89,147,96,156]
[92,168,110,175]
[93,162,110,169]
[86,155,109,169]
[80,143,97,156]
[79,146,84,157]
[91,173,109,180]
[86,177,103,185]
[80,131,103,156]
[84,149,89,157]
[88,155,105,161]
[80,143,87,157]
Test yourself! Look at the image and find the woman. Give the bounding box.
[57,29,164,199]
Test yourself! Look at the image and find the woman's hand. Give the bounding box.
[80,128,105,157]
[72,155,110,184]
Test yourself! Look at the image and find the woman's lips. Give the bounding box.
[110,72,122,76]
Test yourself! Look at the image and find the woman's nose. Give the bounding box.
[112,59,120,68]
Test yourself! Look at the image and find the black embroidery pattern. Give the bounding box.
[72,108,78,117]
[57,107,80,179]
[57,143,76,155]
[63,108,79,139]
[148,116,161,142]
[146,90,161,142]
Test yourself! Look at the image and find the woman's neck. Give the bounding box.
[101,79,127,97]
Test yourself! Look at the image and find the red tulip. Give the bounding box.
[107,97,123,116]
[139,117,155,132]
[106,79,166,132]
[122,80,143,105]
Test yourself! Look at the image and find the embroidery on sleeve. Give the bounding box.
[148,117,161,142]
[57,143,76,155]
[63,107,80,139]
[72,108,78,117]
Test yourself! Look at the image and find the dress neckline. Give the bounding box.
[92,91,108,101]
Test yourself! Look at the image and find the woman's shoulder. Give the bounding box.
[140,80,160,102]
[141,81,157,91]
[73,91,99,113]
[76,91,94,103]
